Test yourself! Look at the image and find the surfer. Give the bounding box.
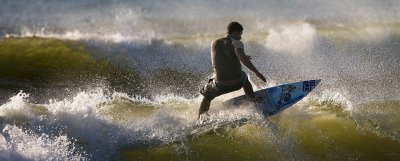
[198,22,266,119]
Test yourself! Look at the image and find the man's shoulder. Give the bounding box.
[231,38,244,49]
[214,37,229,42]
[212,37,229,46]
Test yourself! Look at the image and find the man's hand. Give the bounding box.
[234,49,267,82]
[256,72,267,82]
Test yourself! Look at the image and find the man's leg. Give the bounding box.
[198,97,212,119]
[243,81,256,101]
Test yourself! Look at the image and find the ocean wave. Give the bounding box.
[1,125,87,161]
[1,1,400,160]
[0,37,143,103]
[2,30,400,103]
[1,0,400,40]
[1,88,399,160]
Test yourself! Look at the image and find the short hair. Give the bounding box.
[227,22,243,34]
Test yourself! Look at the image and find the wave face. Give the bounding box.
[1,0,400,160]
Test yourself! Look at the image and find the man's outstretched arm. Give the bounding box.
[234,48,267,82]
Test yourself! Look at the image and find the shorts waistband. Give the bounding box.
[215,71,247,86]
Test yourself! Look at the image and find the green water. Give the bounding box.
[106,99,400,161]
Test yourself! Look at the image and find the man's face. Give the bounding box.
[232,30,242,40]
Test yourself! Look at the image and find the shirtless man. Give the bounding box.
[198,22,266,119]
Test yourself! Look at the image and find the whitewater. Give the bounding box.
[1,0,400,160]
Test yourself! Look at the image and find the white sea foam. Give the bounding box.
[0,83,398,160]
[303,88,354,112]
[0,91,32,118]
[0,89,122,160]
[0,91,89,160]
[1,125,86,161]
[0,88,250,160]
[6,28,155,44]
[265,22,319,55]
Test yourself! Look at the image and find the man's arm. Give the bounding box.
[234,48,267,82]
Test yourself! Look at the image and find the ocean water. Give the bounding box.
[1,0,400,160]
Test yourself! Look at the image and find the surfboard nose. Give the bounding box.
[315,79,322,86]
[302,79,321,92]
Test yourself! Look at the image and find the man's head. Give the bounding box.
[227,22,243,40]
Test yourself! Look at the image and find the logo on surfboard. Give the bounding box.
[303,80,316,92]
[281,85,296,92]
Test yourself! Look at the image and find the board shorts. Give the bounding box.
[200,71,248,100]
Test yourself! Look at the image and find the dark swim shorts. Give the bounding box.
[200,71,248,100]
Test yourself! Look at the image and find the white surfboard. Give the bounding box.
[225,79,321,116]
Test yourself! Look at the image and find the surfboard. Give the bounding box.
[224,79,321,116]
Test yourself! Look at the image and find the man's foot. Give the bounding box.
[197,112,210,120]
[197,112,210,125]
